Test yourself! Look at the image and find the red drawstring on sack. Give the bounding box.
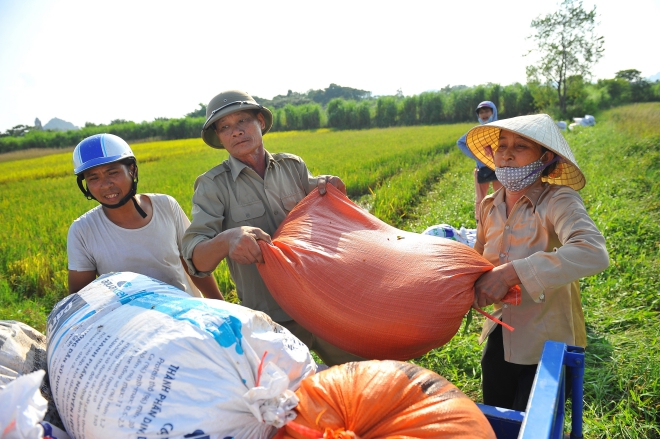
[256,350,268,387]
[473,307,515,332]
[473,284,521,332]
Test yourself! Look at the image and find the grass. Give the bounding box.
[0,124,471,332]
[1,104,659,437]
[0,146,75,163]
[402,103,660,438]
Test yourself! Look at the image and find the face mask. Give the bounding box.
[495,154,560,192]
[479,114,494,125]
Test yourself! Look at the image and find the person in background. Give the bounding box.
[457,101,503,223]
[466,114,609,411]
[182,90,364,366]
[67,133,223,300]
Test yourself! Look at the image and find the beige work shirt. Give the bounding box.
[182,151,322,322]
[476,179,609,364]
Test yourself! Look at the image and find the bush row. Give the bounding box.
[2,78,659,153]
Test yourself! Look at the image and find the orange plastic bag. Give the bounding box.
[257,185,519,360]
[275,360,496,439]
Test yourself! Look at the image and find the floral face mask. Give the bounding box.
[495,153,560,192]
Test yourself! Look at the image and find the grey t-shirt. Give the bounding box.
[67,193,201,297]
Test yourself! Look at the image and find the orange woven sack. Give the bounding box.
[274,360,496,439]
[257,185,519,360]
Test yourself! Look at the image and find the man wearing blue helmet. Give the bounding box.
[67,133,223,300]
[456,101,503,223]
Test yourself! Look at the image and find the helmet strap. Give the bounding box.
[76,162,148,219]
[130,196,148,218]
[77,175,94,200]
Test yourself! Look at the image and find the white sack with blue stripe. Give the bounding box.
[46,272,316,439]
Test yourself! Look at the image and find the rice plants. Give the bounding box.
[0,123,473,330]
[1,105,658,437]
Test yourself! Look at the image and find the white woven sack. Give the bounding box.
[46,272,316,439]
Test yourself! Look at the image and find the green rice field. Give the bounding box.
[1,103,658,437]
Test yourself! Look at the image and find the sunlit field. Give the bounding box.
[1,104,659,437]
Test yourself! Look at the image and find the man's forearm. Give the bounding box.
[191,233,230,273]
[193,275,224,300]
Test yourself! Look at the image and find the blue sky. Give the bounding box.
[0,0,658,132]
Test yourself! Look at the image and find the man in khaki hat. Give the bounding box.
[182,90,363,366]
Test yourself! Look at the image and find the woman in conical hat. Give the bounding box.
[465,114,609,411]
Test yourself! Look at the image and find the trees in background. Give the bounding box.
[273,103,323,131]
[308,84,371,106]
[0,125,33,138]
[0,117,203,153]
[614,69,654,103]
[375,97,398,128]
[325,99,372,130]
[256,84,371,110]
[186,104,206,118]
[418,92,443,125]
[526,0,604,115]
[326,99,348,129]
[2,76,659,153]
[500,83,535,119]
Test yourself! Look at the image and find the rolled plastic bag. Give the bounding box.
[0,321,64,430]
[47,272,316,439]
[0,370,70,439]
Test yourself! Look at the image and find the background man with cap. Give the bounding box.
[182,90,364,366]
[465,114,609,411]
[457,101,503,223]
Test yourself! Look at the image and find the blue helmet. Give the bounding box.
[73,133,135,175]
[72,134,146,218]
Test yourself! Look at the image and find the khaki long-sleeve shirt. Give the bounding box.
[476,179,609,364]
[182,151,322,322]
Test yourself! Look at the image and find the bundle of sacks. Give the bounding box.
[569,114,595,130]
[46,272,316,439]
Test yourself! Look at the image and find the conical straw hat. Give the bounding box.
[466,114,586,191]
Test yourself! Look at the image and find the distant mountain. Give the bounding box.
[43,117,79,131]
[647,72,660,82]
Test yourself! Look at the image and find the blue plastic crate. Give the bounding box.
[478,340,585,439]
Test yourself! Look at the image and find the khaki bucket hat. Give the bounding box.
[201,90,274,149]
[466,114,586,191]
